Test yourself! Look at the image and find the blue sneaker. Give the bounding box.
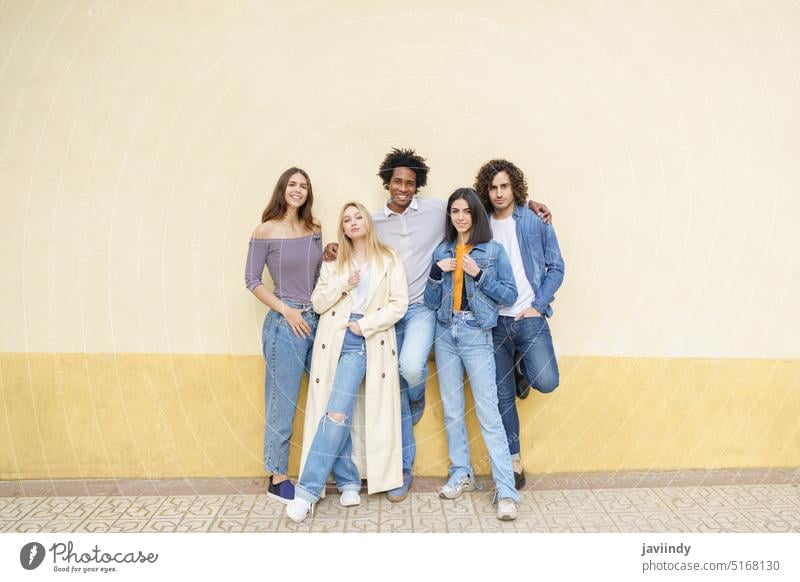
[267,476,295,504]
[410,394,426,425]
[386,472,413,502]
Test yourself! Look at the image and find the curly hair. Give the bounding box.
[378,147,430,192]
[473,159,528,210]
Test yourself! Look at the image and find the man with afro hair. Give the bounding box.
[371,147,443,502]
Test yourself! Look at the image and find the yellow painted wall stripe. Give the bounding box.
[1,354,798,479]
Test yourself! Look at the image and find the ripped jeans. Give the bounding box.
[295,316,366,504]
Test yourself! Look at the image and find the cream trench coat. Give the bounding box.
[299,250,408,495]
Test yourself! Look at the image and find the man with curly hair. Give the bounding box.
[474,159,565,490]
[327,148,552,502]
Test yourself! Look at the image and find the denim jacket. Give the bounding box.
[423,240,517,329]
[508,205,565,318]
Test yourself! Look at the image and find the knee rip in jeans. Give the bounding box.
[326,412,347,425]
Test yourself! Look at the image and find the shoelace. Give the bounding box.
[444,475,481,493]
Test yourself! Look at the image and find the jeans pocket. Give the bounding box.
[463,317,483,330]
[461,322,491,347]
[305,312,319,335]
[262,313,280,357]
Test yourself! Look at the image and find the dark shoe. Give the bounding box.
[410,394,426,425]
[267,476,295,504]
[386,472,413,502]
[515,353,531,400]
[514,469,526,490]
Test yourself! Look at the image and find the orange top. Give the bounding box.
[453,243,473,312]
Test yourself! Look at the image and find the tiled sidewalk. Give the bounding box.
[2,471,799,533]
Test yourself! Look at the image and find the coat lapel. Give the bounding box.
[364,256,391,309]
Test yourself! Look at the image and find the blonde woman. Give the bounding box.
[286,202,408,523]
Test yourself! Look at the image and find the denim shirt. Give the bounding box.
[509,205,565,318]
[423,240,518,329]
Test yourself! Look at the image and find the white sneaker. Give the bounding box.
[339,490,361,507]
[286,497,313,523]
[438,475,476,499]
[496,497,518,521]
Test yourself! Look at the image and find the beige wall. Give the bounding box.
[2,1,800,480]
[2,0,799,358]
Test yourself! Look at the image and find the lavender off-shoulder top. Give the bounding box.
[244,233,323,304]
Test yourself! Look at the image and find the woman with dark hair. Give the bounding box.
[423,188,521,520]
[245,167,322,503]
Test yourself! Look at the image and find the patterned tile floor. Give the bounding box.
[2,472,799,533]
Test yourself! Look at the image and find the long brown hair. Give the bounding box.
[335,202,394,272]
[261,167,317,231]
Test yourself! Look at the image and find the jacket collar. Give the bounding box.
[442,239,491,255]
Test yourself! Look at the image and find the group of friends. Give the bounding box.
[244,148,565,522]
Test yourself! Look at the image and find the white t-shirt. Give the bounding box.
[350,258,371,315]
[490,215,535,317]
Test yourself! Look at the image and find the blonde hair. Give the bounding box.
[335,201,394,271]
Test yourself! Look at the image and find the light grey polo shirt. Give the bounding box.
[373,196,446,304]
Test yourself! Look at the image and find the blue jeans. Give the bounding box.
[394,302,436,473]
[434,313,519,501]
[262,301,318,475]
[295,316,366,503]
[492,315,559,458]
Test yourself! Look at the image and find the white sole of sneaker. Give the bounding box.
[286,501,313,523]
[439,483,476,499]
[266,491,292,505]
[339,493,361,507]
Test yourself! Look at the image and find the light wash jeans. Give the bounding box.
[295,317,365,503]
[262,301,318,475]
[434,313,519,502]
[493,315,559,459]
[394,302,436,474]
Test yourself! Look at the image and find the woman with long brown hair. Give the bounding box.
[245,167,321,503]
